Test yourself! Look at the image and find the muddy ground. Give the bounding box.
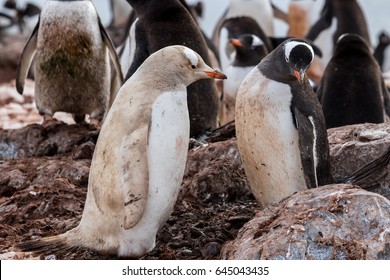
[0,80,260,259]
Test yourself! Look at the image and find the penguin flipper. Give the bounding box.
[271,3,289,24]
[305,0,332,42]
[121,121,150,230]
[292,106,318,189]
[124,20,149,81]
[16,18,39,95]
[98,17,124,105]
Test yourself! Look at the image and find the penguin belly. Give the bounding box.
[236,70,306,207]
[119,91,190,256]
[221,65,253,124]
[34,2,110,119]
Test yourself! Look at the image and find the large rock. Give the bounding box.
[0,122,98,160]
[328,123,390,199]
[221,184,390,260]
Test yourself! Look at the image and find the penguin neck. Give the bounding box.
[233,47,265,67]
[133,67,188,93]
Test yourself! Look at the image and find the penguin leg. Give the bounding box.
[89,117,101,128]
[72,114,86,124]
[41,113,63,128]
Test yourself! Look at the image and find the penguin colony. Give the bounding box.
[14,0,390,258]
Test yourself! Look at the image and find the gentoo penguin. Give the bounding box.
[220,34,266,125]
[318,33,390,129]
[287,0,326,83]
[17,45,227,257]
[235,38,390,208]
[218,16,273,73]
[306,0,370,70]
[16,0,123,124]
[235,38,333,207]
[124,0,220,137]
[374,31,390,72]
[212,0,275,49]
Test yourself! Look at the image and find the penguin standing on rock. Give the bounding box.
[235,38,390,208]
[318,33,390,129]
[17,45,227,258]
[16,0,123,125]
[125,0,220,137]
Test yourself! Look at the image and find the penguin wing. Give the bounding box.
[124,20,150,81]
[16,18,39,95]
[271,3,289,24]
[292,106,318,189]
[120,111,150,229]
[98,17,124,104]
[306,0,332,42]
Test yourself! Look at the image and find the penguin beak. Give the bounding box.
[204,69,227,80]
[294,68,305,83]
[230,38,243,47]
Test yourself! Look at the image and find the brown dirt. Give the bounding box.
[0,120,259,260]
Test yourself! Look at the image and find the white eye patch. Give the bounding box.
[251,35,264,47]
[183,47,199,67]
[284,41,314,63]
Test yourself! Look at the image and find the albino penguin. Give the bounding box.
[16,0,123,124]
[18,45,226,258]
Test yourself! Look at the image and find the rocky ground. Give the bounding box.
[0,80,259,260]
[1,78,390,260]
[1,16,390,259]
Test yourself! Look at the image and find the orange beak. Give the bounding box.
[204,69,227,79]
[230,38,243,47]
[294,69,305,82]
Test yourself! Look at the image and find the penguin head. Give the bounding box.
[180,46,227,83]
[145,46,227,87]
[230,34,268,66]
[336,33,370,51]
[283,39,314,83]
[231,34,265,52]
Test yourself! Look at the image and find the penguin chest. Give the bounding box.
[34,2,109,114]
[147,91,189,216]
[236,71,306,207]
[221,65,253,124]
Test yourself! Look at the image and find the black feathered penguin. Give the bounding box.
[124,0,220,137]
[318,33,390,129]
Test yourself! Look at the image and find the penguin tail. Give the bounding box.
[338,145,390,190]
[16,232,80,258]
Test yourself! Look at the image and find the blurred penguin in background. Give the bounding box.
[124,0,221,137]
[318,34,390,129]
[16,0,123,125]
[306,0,371,71]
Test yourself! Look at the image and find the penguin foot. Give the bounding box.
[41,114,63,129]
[89,117,102,129]
[189,138,208,150]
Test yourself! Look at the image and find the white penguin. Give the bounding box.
[17,45,227,257]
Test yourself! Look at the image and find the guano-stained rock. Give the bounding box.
[221,184,390,260]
